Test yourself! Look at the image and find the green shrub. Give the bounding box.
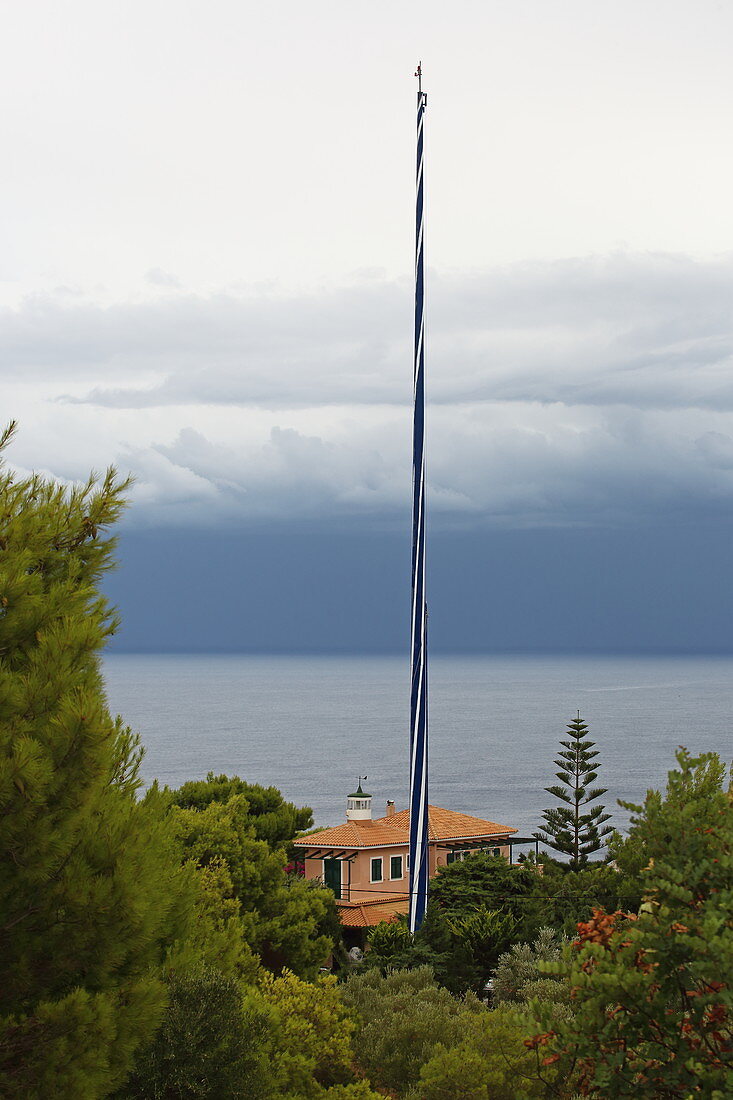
[342,966,483,1094]
[493,927,568,1005]
[119,966,273,1099]
[417,1005,562,1100]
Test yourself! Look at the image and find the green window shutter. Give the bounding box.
[323,858,341,900]
[370,857,383,882]
[390,855,403,879]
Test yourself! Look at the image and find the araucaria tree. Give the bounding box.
[0,425,194,1098]
[535,712,612,870]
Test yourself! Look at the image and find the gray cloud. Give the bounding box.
[1,252,730,412]
[145,268,183,289]
[2,252,733,528]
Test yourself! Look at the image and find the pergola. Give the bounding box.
[300,848,359,900]
[435,834,539,864]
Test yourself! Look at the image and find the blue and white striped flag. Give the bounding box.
[409,64,429,934]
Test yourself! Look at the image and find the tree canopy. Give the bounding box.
[0,425,195,1098]
[170,773,312,850]
[431,852,540,935]
[168,779,339,978]
[342,966,483,1095]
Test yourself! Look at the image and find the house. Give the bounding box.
[293,784,529,933]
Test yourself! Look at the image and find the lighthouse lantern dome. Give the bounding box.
[346,780,372,821]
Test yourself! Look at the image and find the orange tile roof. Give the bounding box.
[337,895,410,928]
[294,820,395,849]
[391,805,517,841]
[294,805,516,850]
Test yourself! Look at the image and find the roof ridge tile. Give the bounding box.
[294,804,516,849]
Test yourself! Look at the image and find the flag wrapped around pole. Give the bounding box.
[409,63,429,934]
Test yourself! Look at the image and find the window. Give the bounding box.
[390,855,403,879]
[492,847,501,857]
[323,858,341,900]
[370,857,383,882]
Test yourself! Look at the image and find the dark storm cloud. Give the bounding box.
[123,400,733,528]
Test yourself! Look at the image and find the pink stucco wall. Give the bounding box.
[302,841,511,902]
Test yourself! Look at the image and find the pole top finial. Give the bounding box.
[414,62,426,105]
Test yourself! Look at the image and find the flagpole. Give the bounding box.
[409,62,429,934]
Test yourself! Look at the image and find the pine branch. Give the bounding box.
[0,420,18,452]
[545,785,572,805]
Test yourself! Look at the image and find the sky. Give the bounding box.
[2,0,733,652]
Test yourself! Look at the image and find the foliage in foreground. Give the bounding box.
[414,1003,562,1100]
[529,750,733,1097]
[342,966,484,1094]
[0,426,196,1099]
[342,966,566,1100]
[257,969,382,1099]
[121,967,382,1100]
[118,965,272,1099]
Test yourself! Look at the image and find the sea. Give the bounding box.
[102,654,733,837]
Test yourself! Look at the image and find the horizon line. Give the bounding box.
[103,647,733,658]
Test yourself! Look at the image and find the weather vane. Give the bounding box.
[414,61,426,105]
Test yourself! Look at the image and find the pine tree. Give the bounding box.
[0,424,195,1098]
[534,712,613,870]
